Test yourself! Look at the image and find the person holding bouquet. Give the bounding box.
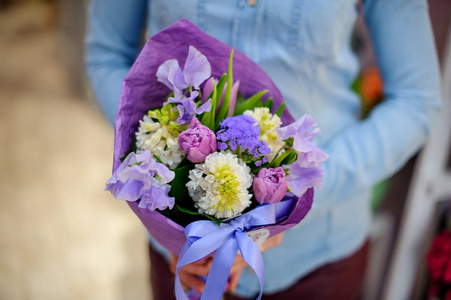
[85,0,441,299]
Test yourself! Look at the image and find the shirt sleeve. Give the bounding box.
[85,0,148,125]
[317,0,441,203]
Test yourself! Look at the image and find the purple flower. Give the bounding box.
[216,115,270,160]
[285,165,324,198]
[253,167,288,204]
[277,114,329,168]
[139,180,174,211]
[201,77,240,117]
[178,117,217,163]
[166,91,212,125]
[105,150,175,211]
[157,46,211,99]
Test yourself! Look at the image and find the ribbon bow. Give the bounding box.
[175,199,294,300]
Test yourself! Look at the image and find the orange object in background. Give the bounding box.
[358,66,384,118]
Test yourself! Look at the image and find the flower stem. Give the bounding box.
[268,144,287,167]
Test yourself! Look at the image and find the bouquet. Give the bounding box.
[105,19,328,300]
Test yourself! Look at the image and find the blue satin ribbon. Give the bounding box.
[175,198,295,300]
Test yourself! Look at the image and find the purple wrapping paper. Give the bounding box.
[112,19,312,255]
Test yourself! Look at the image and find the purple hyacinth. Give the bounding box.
[216,115,270,163]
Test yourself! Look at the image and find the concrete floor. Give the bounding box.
[0,4,151,300]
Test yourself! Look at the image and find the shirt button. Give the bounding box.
[248,0,257,7]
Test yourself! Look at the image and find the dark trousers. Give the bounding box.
[149,241,369,300]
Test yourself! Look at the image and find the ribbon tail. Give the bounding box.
[175,265,189,300]
[236,232,265,300]
[201,238,238,300]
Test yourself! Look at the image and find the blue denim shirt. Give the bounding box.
[86,0,441,297]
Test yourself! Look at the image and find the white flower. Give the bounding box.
[186,151,253,219]
[244,107,284,160]
[136,114,184,169]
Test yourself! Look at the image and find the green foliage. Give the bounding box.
[263,97,273,111]
[275,102,285,117]
[152,154,163,164]
[201,82,217,130]
[216,74,228,103]
[165,92,174,103]
[280,151,297,165]
[176,205,222,226]
[158,205,222,227]
[169,164,195,201]
[216,50,234,130]
[269,149,299,168]
[233,90,268,116]
[202,73,227,130]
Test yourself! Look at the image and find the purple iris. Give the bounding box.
[105,150,175,211]
[216,115,270,163]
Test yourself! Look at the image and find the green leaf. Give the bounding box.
[275,102,286,117]
[270,149,299,168]
[152,154,163,164]
[201,83,217,130]
[234,90,268,116]
[176,205,222,226]
[175,157,191,169]
[119,153,129,163]
[169,164,195,201]
[234,92,245,106]
[213,74,228,129]
[280,151,298,165]
[157,206,197,227]
[216,74,227,102]
[216,50,234,129]
[263,97,274,111]
[165,92,174,103]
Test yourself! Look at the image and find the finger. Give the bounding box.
[169,253,178,275]
[181,259,213,276]
[261,232,285,252]
[179,271,205,293]
[230,256,247,274]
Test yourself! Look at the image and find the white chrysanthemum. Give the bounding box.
[136,115,184,169]
[244,107,284,160]
[186,151,253,219]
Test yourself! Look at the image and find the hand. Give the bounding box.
[169,253,213,293]
[169,232,285,293]
[258,232,284,253]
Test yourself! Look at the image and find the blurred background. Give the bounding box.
[0,0,450,299]
[0,1,151,299]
